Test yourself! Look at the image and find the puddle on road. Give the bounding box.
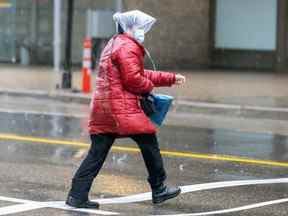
[0,112,287,162]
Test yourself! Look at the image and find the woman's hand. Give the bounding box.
[175,74,186,85]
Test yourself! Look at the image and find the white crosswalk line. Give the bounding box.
[0,203,45,215]
[0,196,34,204]
[0,201,119,215]
[153,198,288,216]
[0,178,288,215]
[45,201,119,215]
[91,178,288,204]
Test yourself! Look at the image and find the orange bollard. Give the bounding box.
[82,38,92,93]
[82,67,91,93]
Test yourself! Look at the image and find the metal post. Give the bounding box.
[276,0,287,72]
[115,0,123,12]
[31,1,38,44]
[53,0,61,72]
[62,0,74,89]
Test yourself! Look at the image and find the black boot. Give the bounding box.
[152,184,181,204]
[66,195,99,209]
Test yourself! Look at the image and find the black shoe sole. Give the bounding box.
[152,189,181,204]
[65,201,99,209]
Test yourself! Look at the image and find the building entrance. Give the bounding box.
[0,0,16,62]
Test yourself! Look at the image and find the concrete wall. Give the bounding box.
[123,0,211,69]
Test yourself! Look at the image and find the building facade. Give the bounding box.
[0,0,286,71]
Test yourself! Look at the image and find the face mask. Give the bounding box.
[133,29,145,44]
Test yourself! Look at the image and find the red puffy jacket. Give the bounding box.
[89,33,176,136]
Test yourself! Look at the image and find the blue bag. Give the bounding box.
[149,94,174,126]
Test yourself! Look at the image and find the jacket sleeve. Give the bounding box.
[143,69,176,87]
[116,47,154,94]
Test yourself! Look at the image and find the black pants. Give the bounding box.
[69,133,167,201]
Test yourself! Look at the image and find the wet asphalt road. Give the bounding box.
[0,95,287,215]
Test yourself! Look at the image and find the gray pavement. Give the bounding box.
[0,95,287,215]
[2,64,288,108]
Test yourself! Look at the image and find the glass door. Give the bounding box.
[0,0,16,62]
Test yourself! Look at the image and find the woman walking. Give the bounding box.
[66,10,186,209]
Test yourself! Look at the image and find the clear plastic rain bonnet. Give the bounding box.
[113,10,156,34]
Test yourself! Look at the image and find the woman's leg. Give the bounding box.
[131,133,181,204]
[68,134,115,201]
[130,133,166,189]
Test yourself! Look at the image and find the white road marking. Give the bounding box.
[0,178,287,215]
[91,178,288,204]
[0,196,35,204]
[180,178,288,194]
[0,198,119,215]
[45,201,119,215]
[0,203,46,215]
[153,198,288,216]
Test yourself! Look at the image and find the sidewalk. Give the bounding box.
[1,64,288,113]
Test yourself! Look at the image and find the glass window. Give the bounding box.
[215,0,277,50]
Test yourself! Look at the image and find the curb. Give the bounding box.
[1,88,288,114]
[174,100,288,113]
[0,88,91,104]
